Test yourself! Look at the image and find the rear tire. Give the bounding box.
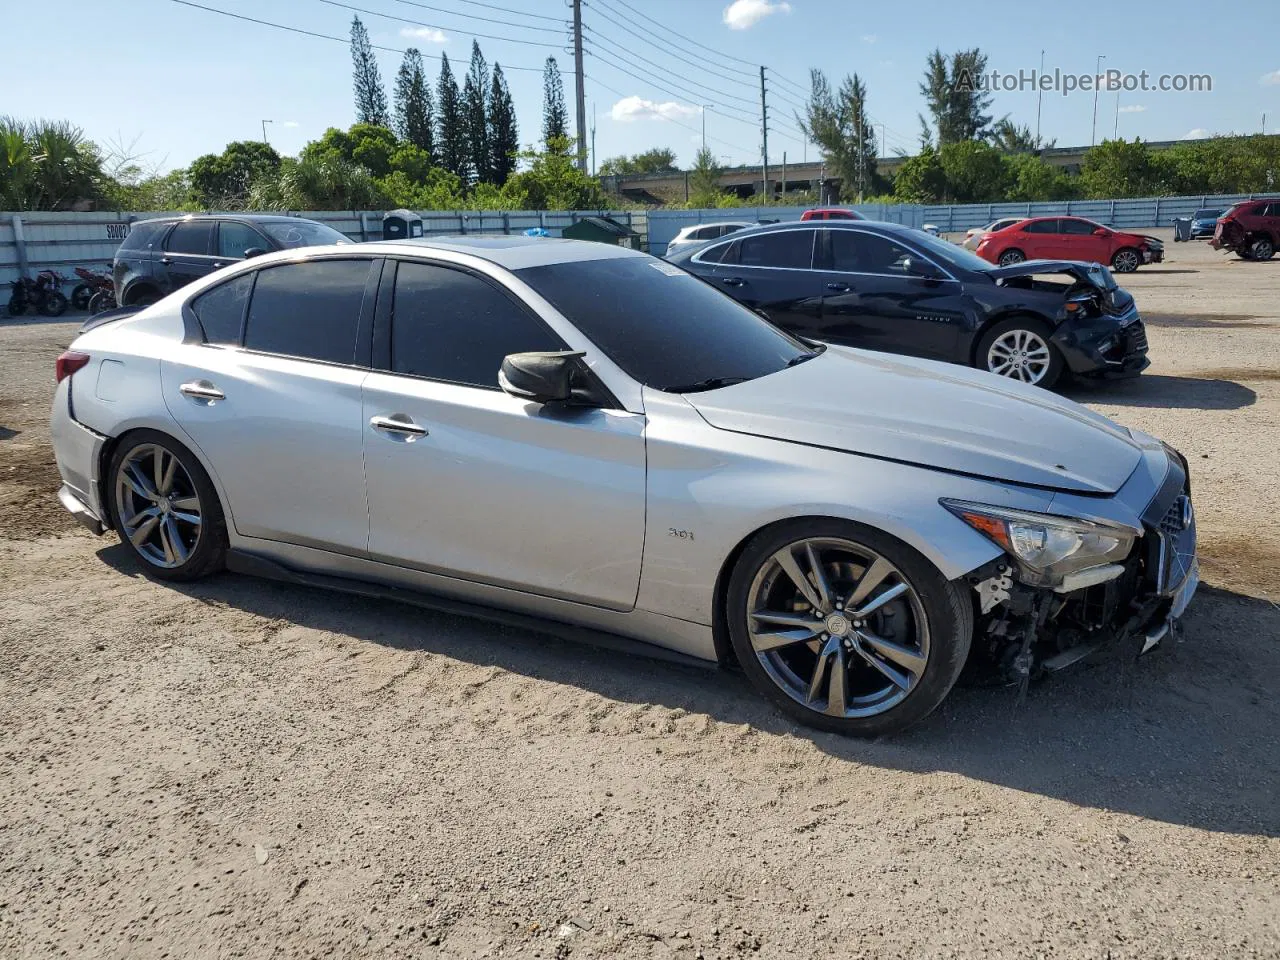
[997,248,1026,266]
[726,518,973,737]
[107,430,227,582]
[126,286,160,307]
[1250,236,1275,261]
[976,316,1064,388]
[39,291,69,317]
[71,283,92,311]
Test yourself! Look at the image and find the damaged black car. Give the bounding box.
[666,220,1149,390]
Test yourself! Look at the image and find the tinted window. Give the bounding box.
[830,230,915,274]
[218,221,267,259]
[1060,218,1095,235]
[191,273,253,345]
[119,220,169,251]
[1193,209,1223,219]
[1263,202,1280,217]
[516,256,812,391]
[691,226,716,240]
[243,259,372,364]
[165,221,214,254]
[259,220,351,249]
[738,230,815,268]
[1023,219,1057,234]
[992,219,1021,231]
[696,241,735,264]
[390,261,566,389]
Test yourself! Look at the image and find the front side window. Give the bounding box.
[259,220,351,249]
[191,273,253,345]
[218,221,267,259]
[389,261,566,389]
[1023,220,1057,234]
[243,259,372,364]
[829,231,916,274]
[738,230,815,269]
[516,256,812,392]
[165,221,214,255]
[1060,218,1095,235]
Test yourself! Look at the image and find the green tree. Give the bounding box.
[463,41,491,185]
[598,147,678,177]
[938,140,1011,202]
[1078,138,1160,198]
[992,119,1054,153]
[394,48,435,161]
[919,48,994,146]
[687,147,724,206]
[0,117,105,210]
[249,155,387,210]
[798,69,880,200]
[188,140,281,208]
[300,124,398,178]
[1005,152,1075,201]
[502,137,607,209]
[436,53,467,180]
[892,144,948,202]
[487,64,519,185]
[542,57,568,150]
[350,17,389,127]
[377,166,466,209]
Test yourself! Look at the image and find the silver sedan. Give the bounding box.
[50,237,1198,735]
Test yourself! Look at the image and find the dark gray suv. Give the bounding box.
[111,214,351,306]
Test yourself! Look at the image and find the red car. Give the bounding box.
[799,207,865,221]
[975,216,1164,273]
[1209,198,1280,261]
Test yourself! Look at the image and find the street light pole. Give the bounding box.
[1090,55,1106,146]
[1113,90,1121,139]
[261,119,273,144]
[1035,49,1044,145]
[702,105,713,152]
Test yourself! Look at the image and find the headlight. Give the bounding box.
[941,499,1138,587]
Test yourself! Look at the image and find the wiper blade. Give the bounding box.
[662,376,751,394]
[786,346,824,367]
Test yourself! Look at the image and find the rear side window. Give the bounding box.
[389,261,566,389]
[119,220,169,251]
[696,241,735,264]
[1023,220,1057,234]
[243,259,372,364]
[191,274,253,345]
[738,230,815,269]
[165,221,214,255]
[1262,202,1280,217]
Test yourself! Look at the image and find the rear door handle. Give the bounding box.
[721,277,745,287]
[370,414,429,440]
[160,257,172,265]
[826,282,850,292]
[179,379,225,402]
[212,261,224,268]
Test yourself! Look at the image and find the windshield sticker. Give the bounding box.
[649,261,687,277]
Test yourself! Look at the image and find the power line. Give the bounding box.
[164,0,544,71]
[596,0,761,74]
[390,0,564,33]
[416,0,564,23]
[588,0,755,86]
[312,0,562,48]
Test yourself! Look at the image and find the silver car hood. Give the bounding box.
[685,346,1142,494]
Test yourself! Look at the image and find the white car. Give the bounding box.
[963,217,1028,251]
[665,221,753,255]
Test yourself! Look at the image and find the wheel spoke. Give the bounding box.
[123,506,160,530]
[171,495,200,511]
[158,452,177,496]
[752,609,822,630]
[857,629,927,678]
[826,644,848,717]
[851,580,909,618]
[807,636,840,704]
[752,627,821,652]
[153,449,168,495]
[171,510,202,526]
[851,638,913,690]
[164,517,189,564]
[129,514,160,547]
[846,557,893,609]
[803,542,833,611]
[773,546,824,612]
[126,463,158,501]
[156,518,176,564]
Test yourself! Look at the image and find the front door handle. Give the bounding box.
[160,257,172,265]
[212,261,224,268]
[179,379,225,402]
[721,277,745,287]
[826,281,850,292]
[370,414,429,440]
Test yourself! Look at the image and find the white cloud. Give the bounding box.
[722,0,792,31]
[861,34,878,44]
[399,26,447,43]
[1260,69,1280,86]
[1117,104,1146,114]
[282,120,300,128]
[1183,128,1210,139]
[610,96,699,122]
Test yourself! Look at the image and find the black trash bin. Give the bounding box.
[1171,217,1192,242]
[383,208,423,240]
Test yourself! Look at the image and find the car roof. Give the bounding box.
[363,235,646,270]
[130,213,324,225]
[711,219,918,240]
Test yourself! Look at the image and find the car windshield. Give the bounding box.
[1194,209,1223,219]
[904,230,996,272]
[515,256,815,392]
[260,220,351,248]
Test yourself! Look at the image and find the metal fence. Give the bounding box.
[0,209,646,287]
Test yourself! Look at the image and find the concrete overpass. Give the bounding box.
[601,138,1200,205]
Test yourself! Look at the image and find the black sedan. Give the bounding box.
[667,221,1149,389]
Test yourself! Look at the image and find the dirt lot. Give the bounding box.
[2,235,1277,959]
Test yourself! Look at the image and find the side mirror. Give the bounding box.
[499,350,586,404]
[902,257,938,279]
[243,247,266,259]
[1092,228,1109,237]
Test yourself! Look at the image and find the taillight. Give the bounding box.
[55,351,90,383]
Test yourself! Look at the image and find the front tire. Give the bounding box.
[39,291,68,317]
[108,431,227,582]
[726,519,973,737]
[1111,247,1141,273]
[976,317,1064,388]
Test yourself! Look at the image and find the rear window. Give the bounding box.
[1193,209,1223,219]
[118,220,171,251]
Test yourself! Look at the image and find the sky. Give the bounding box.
[9,0,1280,174]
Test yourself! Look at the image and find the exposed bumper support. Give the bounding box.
[57,484,105,536]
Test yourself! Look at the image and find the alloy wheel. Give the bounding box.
[746,537,931,719]
[114,443,203,569]
[998,250,1025,266]
[1112,250,1140,272]
[986,329,1052,384]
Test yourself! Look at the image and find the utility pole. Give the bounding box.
[1113,90,1120,139]
[1090,54,1105,147]
[759,66,769,202]
[855,113,865,201]
[701,105,713,152]
[590,101,596,176]
[879,123,886,161]
[571,0,587,173]
[1035,50,1044,146]
[781,151,787,199]
[261,119,273,144]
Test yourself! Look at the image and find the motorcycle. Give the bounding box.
[5,270,69,317]
[72,265,114,312]
[88,287,117,314]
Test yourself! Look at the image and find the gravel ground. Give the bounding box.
[1,237,1277,959]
